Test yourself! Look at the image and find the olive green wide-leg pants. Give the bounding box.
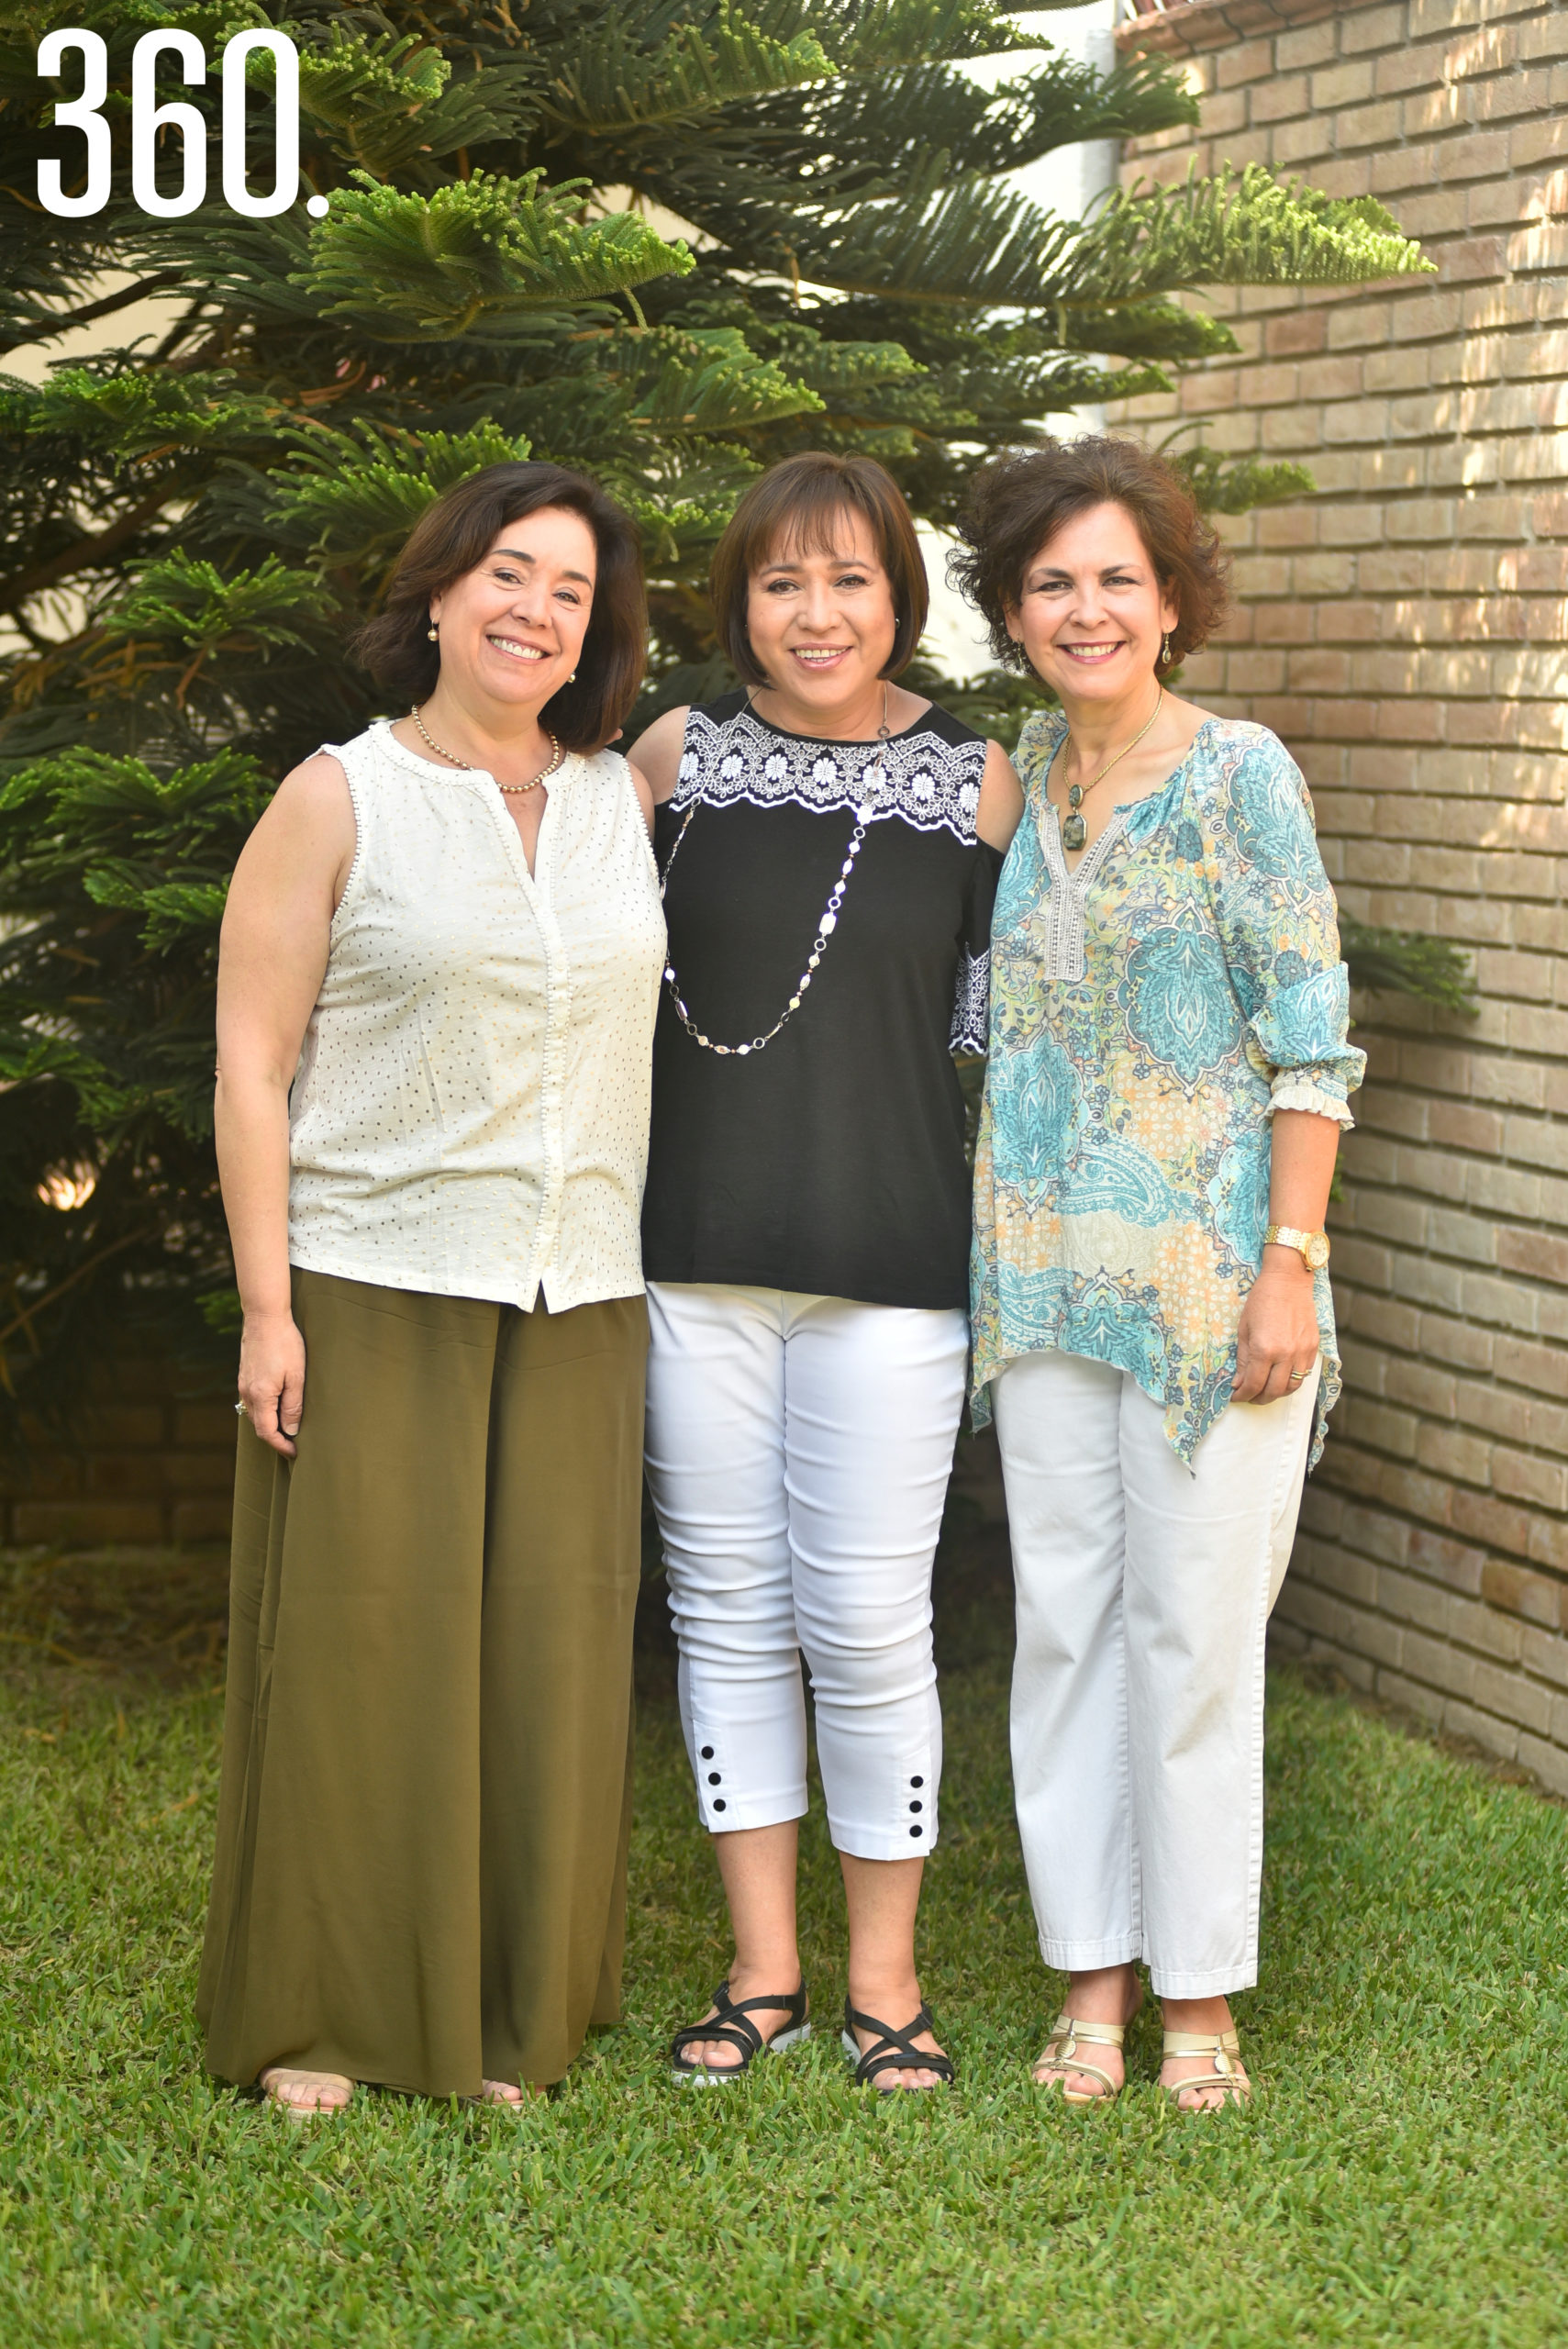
[197,1269,649,2095]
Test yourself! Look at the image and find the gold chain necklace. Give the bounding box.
[1051,685,1164,850]
[408,702,564,794]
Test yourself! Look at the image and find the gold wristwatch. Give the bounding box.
[1264,1224,1330,1271]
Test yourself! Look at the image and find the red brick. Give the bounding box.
[1449,1488,1538,1560]
[1407,1529,1488,1596]
[1438,129,1513,184]
[85,1455,166,1500]
[1217,37,1274,89]
[1495,1339,1568,1400]
[1440,237,1510,284]
[1529,493,1568,537]
[1498,1228,1568,1287]
[1493,1448,1568,1511]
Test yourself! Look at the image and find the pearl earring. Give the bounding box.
[569,669,577,682]
[428,623,439,641]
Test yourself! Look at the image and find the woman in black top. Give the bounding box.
[631,452,1021,2090]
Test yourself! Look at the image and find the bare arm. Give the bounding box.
[1232,1108,1342,1403]
[627,760,655,837]
[624,706,691,806]
[216,752,355,1455]
[976,739,1024,852]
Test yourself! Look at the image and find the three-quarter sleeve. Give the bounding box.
[1208,734,1366,1125]
[950,840,1004,1056]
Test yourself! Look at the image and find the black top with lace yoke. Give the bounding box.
[642,690,1000,1309]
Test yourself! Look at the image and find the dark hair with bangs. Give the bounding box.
[350,461,646,751]
[949,438,1229,678]
[710,452,928,685]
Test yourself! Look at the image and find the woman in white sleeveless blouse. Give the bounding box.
[199,463,664,2112]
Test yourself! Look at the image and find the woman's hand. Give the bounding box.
[238,1309,306,1457]
[1232,1249,1320,1404]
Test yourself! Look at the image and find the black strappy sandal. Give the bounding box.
[840,1998,955,2093]
[669,1979,810,2084]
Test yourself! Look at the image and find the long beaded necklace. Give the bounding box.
[1052,685,1164,850]
[408,701,565,793]
[659,685,893,1058]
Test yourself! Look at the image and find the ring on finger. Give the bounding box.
[1287,1368,1306,1384]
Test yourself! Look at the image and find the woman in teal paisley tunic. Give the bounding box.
[952,440,1364,2110]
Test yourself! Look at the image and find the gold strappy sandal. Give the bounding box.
[1033,2012,1127,2104]
[1160,2027,1251,2110]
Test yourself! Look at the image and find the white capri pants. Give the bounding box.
[995,1347,1320,1998]
[644,1283,969,1862]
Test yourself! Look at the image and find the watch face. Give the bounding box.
[1305,1232,1330,1271]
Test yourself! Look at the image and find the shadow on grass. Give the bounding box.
[3,1488,1567,2347]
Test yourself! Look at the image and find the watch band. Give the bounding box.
[1264,1223,1330,1270]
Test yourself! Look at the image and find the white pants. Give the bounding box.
[645,1283,969,1863]
[995,1348,1321,1997]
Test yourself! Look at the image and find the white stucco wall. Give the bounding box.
[922,0,1119,679]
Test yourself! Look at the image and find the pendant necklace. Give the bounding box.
[1053,685,1164,851]
[409,702,564,793]
[659,684,893,1058]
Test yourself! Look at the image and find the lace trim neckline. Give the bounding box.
[675,703,984,841]
[737,694,942,750]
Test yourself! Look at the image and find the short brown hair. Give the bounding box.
[351,461,646,751]
[949,438,1229,677]
[710,452,929,686]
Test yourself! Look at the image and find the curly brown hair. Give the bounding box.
[350,461,646,751]
[949,438,1229,678]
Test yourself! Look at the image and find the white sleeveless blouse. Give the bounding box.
[287,720,666,1311]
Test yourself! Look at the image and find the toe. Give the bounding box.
[1162,2058,1250,2110]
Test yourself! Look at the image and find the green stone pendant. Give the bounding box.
[1062,811,1086,850]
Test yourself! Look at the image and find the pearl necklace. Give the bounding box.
[408,702,564,793]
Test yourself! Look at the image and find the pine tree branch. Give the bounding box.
[0,494,177,618]
[0,1226,155,1355]
[0,273,186,362]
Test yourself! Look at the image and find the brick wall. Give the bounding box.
[0,1367,236,1548]
[1112,0,1568,1792]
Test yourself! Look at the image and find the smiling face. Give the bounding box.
[1006,500,1179,707]
[428,507,597,714]
[743,509,898,715]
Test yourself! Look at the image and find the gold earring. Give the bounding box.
[1162,631,1171,666]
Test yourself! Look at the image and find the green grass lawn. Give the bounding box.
[2,1531,1565,2348]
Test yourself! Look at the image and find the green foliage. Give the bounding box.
[0,0,1439,1432]
[1340,918,1477,1014]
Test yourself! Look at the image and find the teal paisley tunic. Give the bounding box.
[970,712,1366,1465]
